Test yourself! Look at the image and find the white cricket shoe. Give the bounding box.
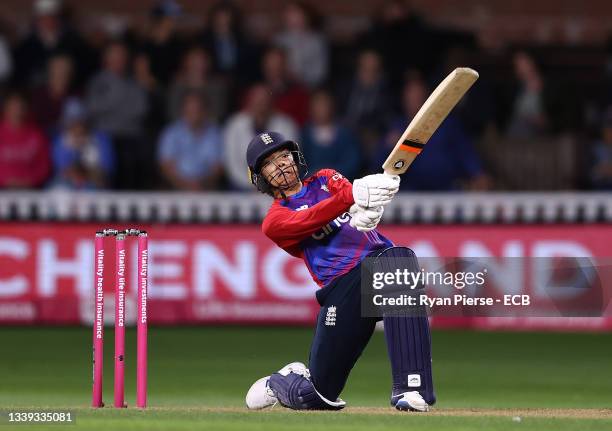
[245,362,310,410]
[245,376,277,410]
[394,391,430,412]
[277,361,310,378]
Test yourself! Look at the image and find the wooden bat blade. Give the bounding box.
[382,67,479,175]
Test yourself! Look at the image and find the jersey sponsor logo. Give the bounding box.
[260,133,274,145]
[311,212,351,240]
[331,173,343,181]
[296,205,309,211]
[325,306,336,326]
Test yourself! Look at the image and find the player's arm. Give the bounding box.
[263,184,354,248]
[323,168,400,233]
[318,168,400,207]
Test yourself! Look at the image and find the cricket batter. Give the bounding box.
[244,132,435,412]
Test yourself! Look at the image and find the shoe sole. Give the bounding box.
[395,400,429,412]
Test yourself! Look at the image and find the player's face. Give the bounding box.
[260,150,299,190]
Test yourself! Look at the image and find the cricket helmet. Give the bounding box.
[246,132,308,196]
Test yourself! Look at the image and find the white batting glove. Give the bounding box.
[352,174,400,208]
[349,204,384,232]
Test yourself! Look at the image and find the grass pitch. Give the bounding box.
[0,327,611,430]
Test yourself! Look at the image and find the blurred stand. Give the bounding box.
[0,0,607,193]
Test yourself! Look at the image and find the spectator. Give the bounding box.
[506,51,551,138]
[359,0,432,86]
[142,0,184,85]
[377,77,489,191]
[274,1,328,88]
[261,46,309,126]
[51,98,114,190]
[31,54,76,135]
[0,93,50,189]
[438,48,495,138]
[0,28,12,87]
[167,46,228,122]
[224,83,298,189]
[133,51,165,135]
[86,40,148,189]
[14,0,89,88]
[301,89,361,179]
[158,92,224,190]
[339,49,391,161]
[607,36,612,103]
[201,1,256,82]
[589,108,612,189]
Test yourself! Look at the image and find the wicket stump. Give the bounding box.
[92,228,148,408]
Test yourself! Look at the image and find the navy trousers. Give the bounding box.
[308,247,435,405]
[309,261,378,400]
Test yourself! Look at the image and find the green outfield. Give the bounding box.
[0,327,611,430]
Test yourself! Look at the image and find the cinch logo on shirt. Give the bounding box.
[311,212,351,240]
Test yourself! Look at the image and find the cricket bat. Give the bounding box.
[382,67,479,176]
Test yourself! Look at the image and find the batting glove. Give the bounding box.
[352,174,400,208]
[349,204,384,232]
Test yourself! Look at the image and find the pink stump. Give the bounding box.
[114,232,127,408]
[92,233,105,408]
[136,232,148,408]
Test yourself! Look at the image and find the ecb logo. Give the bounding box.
[260,133,274,145]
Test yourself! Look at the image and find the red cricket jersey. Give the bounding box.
[262,169,393,287]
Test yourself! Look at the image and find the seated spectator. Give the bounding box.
[14,0,91,88]
[377,77,489,191]
[142,0,184,85]
[51,98,114,190]
[86,40,148,189]
[507,51,551,138]
[301,89,361,179]
[339,49,391,160]
[0,93,50,189]
[261,46,310,125]
[133,51,166,135]
[31,54,76,135]
[201,1,256,82]
[359,0,431,86]
[158,92,224,190]
[224,83,298,189]
[0,29,12,87]
[167,46,228,122]
[274,1,328,88]
[589,108,612,189]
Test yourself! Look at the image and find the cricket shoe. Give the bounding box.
[277,361,310,379]
[245,362,309,409]
[246,376,276,409]
[391,391,430,412]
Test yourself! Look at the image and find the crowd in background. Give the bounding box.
[0,0,611,192]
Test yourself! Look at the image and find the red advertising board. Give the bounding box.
[0,223,611,331]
